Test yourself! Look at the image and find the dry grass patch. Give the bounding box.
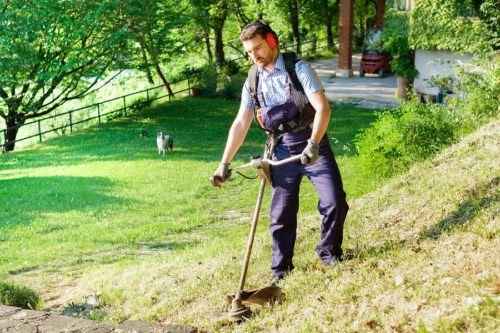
[51,119,499,332]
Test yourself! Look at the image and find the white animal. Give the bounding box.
[156,132,173,155]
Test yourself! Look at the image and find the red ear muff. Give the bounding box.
[266,32,278,49]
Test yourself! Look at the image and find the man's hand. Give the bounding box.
[300,139,319,164]
[210,163,231,187]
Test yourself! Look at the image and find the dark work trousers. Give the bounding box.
[269,133,349,277]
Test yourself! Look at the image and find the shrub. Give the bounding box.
[191,63,217,98]
[128,94,157,113]
[383,9,418,80]
[218,73,246,101]
[457,57,500,124]
[220,60,240,77]
[0,281,42,309]
[355,99,459,176]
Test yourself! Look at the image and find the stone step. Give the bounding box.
[0,305,197,333]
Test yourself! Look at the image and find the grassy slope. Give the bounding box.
[1,98,497,332]
[0,98,378,314]
[84,117,498,333]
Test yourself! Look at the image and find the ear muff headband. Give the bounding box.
[265,32,278,49]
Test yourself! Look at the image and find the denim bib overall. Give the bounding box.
[256,75,349,277]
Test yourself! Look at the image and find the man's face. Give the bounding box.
[242,34,275,68]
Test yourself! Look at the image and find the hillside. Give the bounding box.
[0,98,497,332]
[66,118,499,332]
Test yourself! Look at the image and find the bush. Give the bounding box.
[218,73,246,101]
[191,63,217,98]
[355,99,459,176]
[0,281,42,309]
[220,60,240,77]
[383,9,418,80]
[128,95,156,113]
[457,57,500,124]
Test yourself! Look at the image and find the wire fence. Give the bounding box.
[0,37,333,152]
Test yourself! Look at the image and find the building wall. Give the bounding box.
[414,50,472,95]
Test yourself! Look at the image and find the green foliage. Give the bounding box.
[355,99,459,176]
[409,0,493,56]
[456,57,500,124]
[425,75,455,92]
[382,9,418,79]
[220,60,240,77]
[218,73,246,101]
[127,96,156,112]
[192,64,218,98]
[0,281,42,309]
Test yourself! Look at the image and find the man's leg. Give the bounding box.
[304,141,349,264]
[270,144,302,277]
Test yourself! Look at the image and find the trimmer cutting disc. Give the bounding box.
[227,286,285,321]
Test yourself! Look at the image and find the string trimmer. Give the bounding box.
[211,140,301,322]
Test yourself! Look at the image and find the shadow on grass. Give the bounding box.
[419,177,499,240]
[349,177,499,261]
[0,175,127,229]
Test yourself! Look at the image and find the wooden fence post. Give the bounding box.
[97,103,101,124]
[38,120,42,142]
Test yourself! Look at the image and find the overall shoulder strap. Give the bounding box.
[247,64,260,108]
[282,52,304,93]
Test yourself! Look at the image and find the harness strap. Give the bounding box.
[247,51,314,135]
[282,52,304,93]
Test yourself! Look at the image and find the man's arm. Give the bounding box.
[220,102,254,164]
[307,89,331,143]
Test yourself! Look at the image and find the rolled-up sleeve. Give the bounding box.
[241,80,255,109]
[295,60,324,95]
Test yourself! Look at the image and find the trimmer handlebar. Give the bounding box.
[230,154,301,173]
[210,155,301,188]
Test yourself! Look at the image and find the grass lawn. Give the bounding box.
[0,97,379,305]
[1,97,498,332]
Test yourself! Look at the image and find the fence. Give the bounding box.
[0,37,332,152]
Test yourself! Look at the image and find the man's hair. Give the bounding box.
[240,20,277,42]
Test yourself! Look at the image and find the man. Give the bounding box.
[212,20,349,285]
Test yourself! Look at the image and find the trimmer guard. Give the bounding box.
[227,286,285,310]
[257,160,272,185]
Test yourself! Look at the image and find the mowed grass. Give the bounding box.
[1,98,498,332]
[0,98,379,311]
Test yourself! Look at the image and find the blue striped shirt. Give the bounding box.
[241,53,324,110]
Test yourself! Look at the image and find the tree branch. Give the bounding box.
[0,87,8,100]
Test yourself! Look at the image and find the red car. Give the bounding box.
[359,29,391,78]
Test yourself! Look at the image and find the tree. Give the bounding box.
[188,0,230,68]
[123,0,190,96]
[306,0,339,51]
[0,0,128,151]
[268,0,308,53]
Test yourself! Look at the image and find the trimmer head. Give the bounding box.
[227,286,285,321]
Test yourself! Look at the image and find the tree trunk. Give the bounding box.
[153,61,174,96]
[322,0,336,51]
[148,47,174,96]
[204,27,213,63]
[289,0,301,54]
[214,25,225,67]
[3,112,24,152]
[326,23,334,50]
[397,76,411,100]
[139,41,154,85]
[257,0,263,19]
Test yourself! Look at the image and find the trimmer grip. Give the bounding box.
[210,175,221,188]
